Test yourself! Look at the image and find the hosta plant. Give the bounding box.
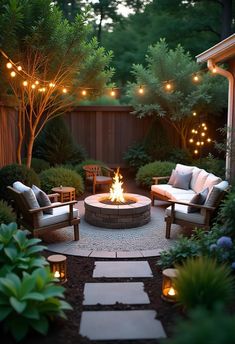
[0,268,72,341]
[175,256,234,310]
[0,223,47,277]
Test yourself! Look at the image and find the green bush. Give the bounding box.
[0,268,72,341]
[22,157,50,174]
[0,201,16,224]
[34,116,87,166]
[194,153,225,179]
[217,189,235,231]
[136,161,175,188]
[168,148,193,165]
[164,306,235,344]
[0,223,47,277]
[175,256,234,310]
[0,164,40,202]
[73,159,111,179]
[0,223,72,341]
[40,167,84,195]
[123,143,151,171]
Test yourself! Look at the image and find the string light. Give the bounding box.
[165,82,172,91]
[194,149,198,154]
[110,88,116,97]
[193,112,197,116]
[62,87,67,93]
[17,65,22,71]
[6,62,12,69]
[193,74,199,82]
[23,81,28,86]
[35,80,39,85]
[138,86,144,94]
[31,84,36,89]
[49,82,55,87]
[10,71,16,77]
[81,89,87,96]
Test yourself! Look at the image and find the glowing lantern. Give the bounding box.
[47,254,67,284]
[161,268,178,302]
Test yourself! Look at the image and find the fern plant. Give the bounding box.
[175,256,234,310]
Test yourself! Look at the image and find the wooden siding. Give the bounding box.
[0,105,18,168]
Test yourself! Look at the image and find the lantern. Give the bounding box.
[47,254,67,283]
[161,268,178,302]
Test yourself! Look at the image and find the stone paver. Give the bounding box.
[93,261,153,278]
[83,282,150,305]
[62,247,93,257]
[89,250,116,258]
[116,251,143,258]
[79,310,166,340]
[141,249,162,257]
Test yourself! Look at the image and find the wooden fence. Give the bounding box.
[0,104,18,168]
[65,106,178,167]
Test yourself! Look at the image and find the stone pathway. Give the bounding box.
[79,260,166,341]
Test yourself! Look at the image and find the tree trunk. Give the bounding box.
[26,134,35,168]
[221,0,233,40]
[17,110,23,165]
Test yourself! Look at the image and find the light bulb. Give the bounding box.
[35,80,39,85]
[196,141,200,146]
[201,123,206,126]
[10,71,16,77]
[207,138,211,142]
[201,141,204,145]
[49,82,55,87]
[193,112,197,116]
[138,86,144,94]
[41,87,46,92]
[81,90,87,96]
[204,127,207,130]
[165,82,172,91]
[110,89,115,97]
[194,149,198,154]
[193,75,199,82]
[23,81,28,86]
[189,139,193,143]
[17,65,22,71]
[62,88,67,93]
[31,84,36,89]
[201,132,205,137]
[6,62,12,69]
[191,129,195,133]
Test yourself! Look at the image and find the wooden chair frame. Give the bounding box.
[7,186,80,241]
[83,164,113,194]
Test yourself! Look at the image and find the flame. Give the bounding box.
[109,168,125,203]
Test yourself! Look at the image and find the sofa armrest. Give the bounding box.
[168,199,215,211]
[152,176,170,185]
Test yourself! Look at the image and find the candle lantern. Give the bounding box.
[161,268,178,302]
[47,254,67,283]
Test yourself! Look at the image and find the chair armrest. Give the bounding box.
[168,199,215,211]
[152,176,170,185]
[103,166,114,173]
[48,193,59,202]
[29,200,77,213]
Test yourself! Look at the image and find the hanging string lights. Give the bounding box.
[189,116,212,155]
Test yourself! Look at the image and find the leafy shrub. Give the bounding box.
[164,306,235,344]
[0,268,72,341]
[0,164,40,202]
[73,159,111,179]
[175,256,234,310]
[0,223,72,341]
[194,153,225,179]
[123,143,151,171]
[34,116,87,166]
[136,161,175,188]
[79,95,120,105]
[0,223,47,277]
[168,148,193,165]
[22,157,50,173]
[0,201,16,224]
[218,189,235,232]
[40,167,84,195]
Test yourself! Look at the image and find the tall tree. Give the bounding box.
[127,39,227,149]
[0,0,113,167]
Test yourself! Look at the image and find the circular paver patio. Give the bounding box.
[44,201,182,258]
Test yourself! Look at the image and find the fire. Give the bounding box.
[109,168,125,203]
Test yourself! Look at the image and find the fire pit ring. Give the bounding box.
[84,193,151,229]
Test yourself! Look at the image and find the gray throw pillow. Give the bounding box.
[172,171,192,190]
[188,187,209,213]
[168,169,176,185]
[32,185,53,215]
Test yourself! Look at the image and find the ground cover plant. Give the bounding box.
[39,167,84,195]
[0,201,16,225]
[0,223,71,341]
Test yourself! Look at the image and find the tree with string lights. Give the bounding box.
[0,0,114,168]
[127,39,227,151]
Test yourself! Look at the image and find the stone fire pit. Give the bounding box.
[84,193,151,229]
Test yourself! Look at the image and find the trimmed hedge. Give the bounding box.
[136,161,175,188]
[39,167,84,196]
[0,164,40,202]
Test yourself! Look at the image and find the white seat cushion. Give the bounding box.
[151,184,195,200]
[165,204,205,225]
[38,204,79,227]
[151,184,173,197]
[87,176,112,182]
[175,164,194,174]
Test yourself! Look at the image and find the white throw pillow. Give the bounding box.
[193,170,209,193]
[190,167,202,191]
[203,173,222,193]
[175,164,194,175]
[13,181,40,210]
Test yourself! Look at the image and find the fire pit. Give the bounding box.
[84,169,151,229]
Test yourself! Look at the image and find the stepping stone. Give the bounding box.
[79,310,166,340]
[83,282,150,305]
[93,261,153,278]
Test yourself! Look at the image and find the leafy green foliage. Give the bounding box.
[218,189,235,232]
[168,148,193,165]
[40,167,84,195]
[126,39,227,149]
[79,95,120,105]
[0,268,72,341]
[0,223,47,277]
[194,153,225,179]
[175,256,234,310]
[0,222,72,341]
[136,161,175,187]
[123,143,151,171]
[0,201,16,225]
[22,158,50,174]
[34,117,87,166]
[164,306,235,344]
[0,164,40,202]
